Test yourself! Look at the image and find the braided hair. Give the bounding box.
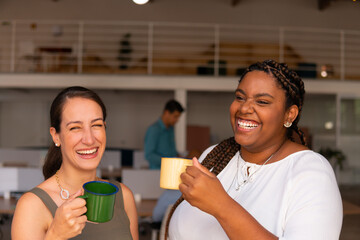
[164,137,240,238]
[164,59,306,239]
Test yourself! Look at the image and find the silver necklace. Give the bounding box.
[232,152,274,191]
[229,141,286,191]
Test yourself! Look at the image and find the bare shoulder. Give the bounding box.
[16,183,52,212]
[12,189,53,239]
[17,183,54,216]
[117,184,138,239]
[119,182,134,199]
[17,190,42,204]
[119,183,137,216]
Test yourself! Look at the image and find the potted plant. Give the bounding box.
[318,147,346,182]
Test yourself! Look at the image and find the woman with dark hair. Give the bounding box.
[166,60,342,239]
[12,86,138,240]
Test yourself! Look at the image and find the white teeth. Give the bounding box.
[238,121,258,129]
[77,148,97,155]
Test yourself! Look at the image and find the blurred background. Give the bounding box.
[0,0,359,239]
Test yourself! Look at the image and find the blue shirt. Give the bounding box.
[144,119,177,169]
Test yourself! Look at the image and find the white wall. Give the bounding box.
[0,88,236,150]
[0,91,52,147]
[101,89,174,149]
[0,0,359,30]
[187,91,234,145]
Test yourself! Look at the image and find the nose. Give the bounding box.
[82,127,95,145]
[240,99,254,114]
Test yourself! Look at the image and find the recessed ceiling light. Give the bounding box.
[132,0,149,5]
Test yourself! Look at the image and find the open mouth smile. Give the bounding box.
[76,147,98,155]
[237,119,259,130]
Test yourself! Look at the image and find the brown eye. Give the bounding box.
[235,95,245,101]
[257,100,269,105]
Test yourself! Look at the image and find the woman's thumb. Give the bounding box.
[69,189,83,200]
[192,157,212,176]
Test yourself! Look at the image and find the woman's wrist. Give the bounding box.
[212,194,239,221]
[45,225,67,240]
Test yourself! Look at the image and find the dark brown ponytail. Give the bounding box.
[43,144,62,180]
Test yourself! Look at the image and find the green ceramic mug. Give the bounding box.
[78,181,119,223]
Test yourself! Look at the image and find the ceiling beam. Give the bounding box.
[231,0,241,7]
[318,0,332,10]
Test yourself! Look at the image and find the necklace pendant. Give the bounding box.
[235,180,246,191]
[60,188,70,200]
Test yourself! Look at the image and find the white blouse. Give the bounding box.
[168,146,343,240]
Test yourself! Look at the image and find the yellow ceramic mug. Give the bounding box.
[160,157,193,190]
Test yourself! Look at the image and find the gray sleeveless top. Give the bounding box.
[29,180,133,240]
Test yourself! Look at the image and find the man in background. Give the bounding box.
[144,99,184,169]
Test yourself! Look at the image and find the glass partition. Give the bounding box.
[300,94,337,151]
[340,97,360,171]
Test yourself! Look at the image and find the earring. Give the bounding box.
[284,122,292,128]
[55,143,60,147]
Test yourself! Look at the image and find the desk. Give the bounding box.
[38,47,72,54]
[137,199,157,218]
[343,200,360,215]
[100,168,122,180]
[0,197,17,215]
[37,46,73,72]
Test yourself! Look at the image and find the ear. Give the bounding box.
[284,105,299,125]
[50,127,60,146]
[162,110,170,121]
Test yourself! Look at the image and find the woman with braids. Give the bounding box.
[12,86,138,240]
[166,60,342,239]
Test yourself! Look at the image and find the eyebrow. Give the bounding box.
[235,89,274,99]
[66,117,104,127]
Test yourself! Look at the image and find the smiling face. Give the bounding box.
[230,70,292,152]
[50,97,106,171]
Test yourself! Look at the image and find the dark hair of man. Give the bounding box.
[42,86,107,180]
[164,99,184,113]
[164,60,307,238]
